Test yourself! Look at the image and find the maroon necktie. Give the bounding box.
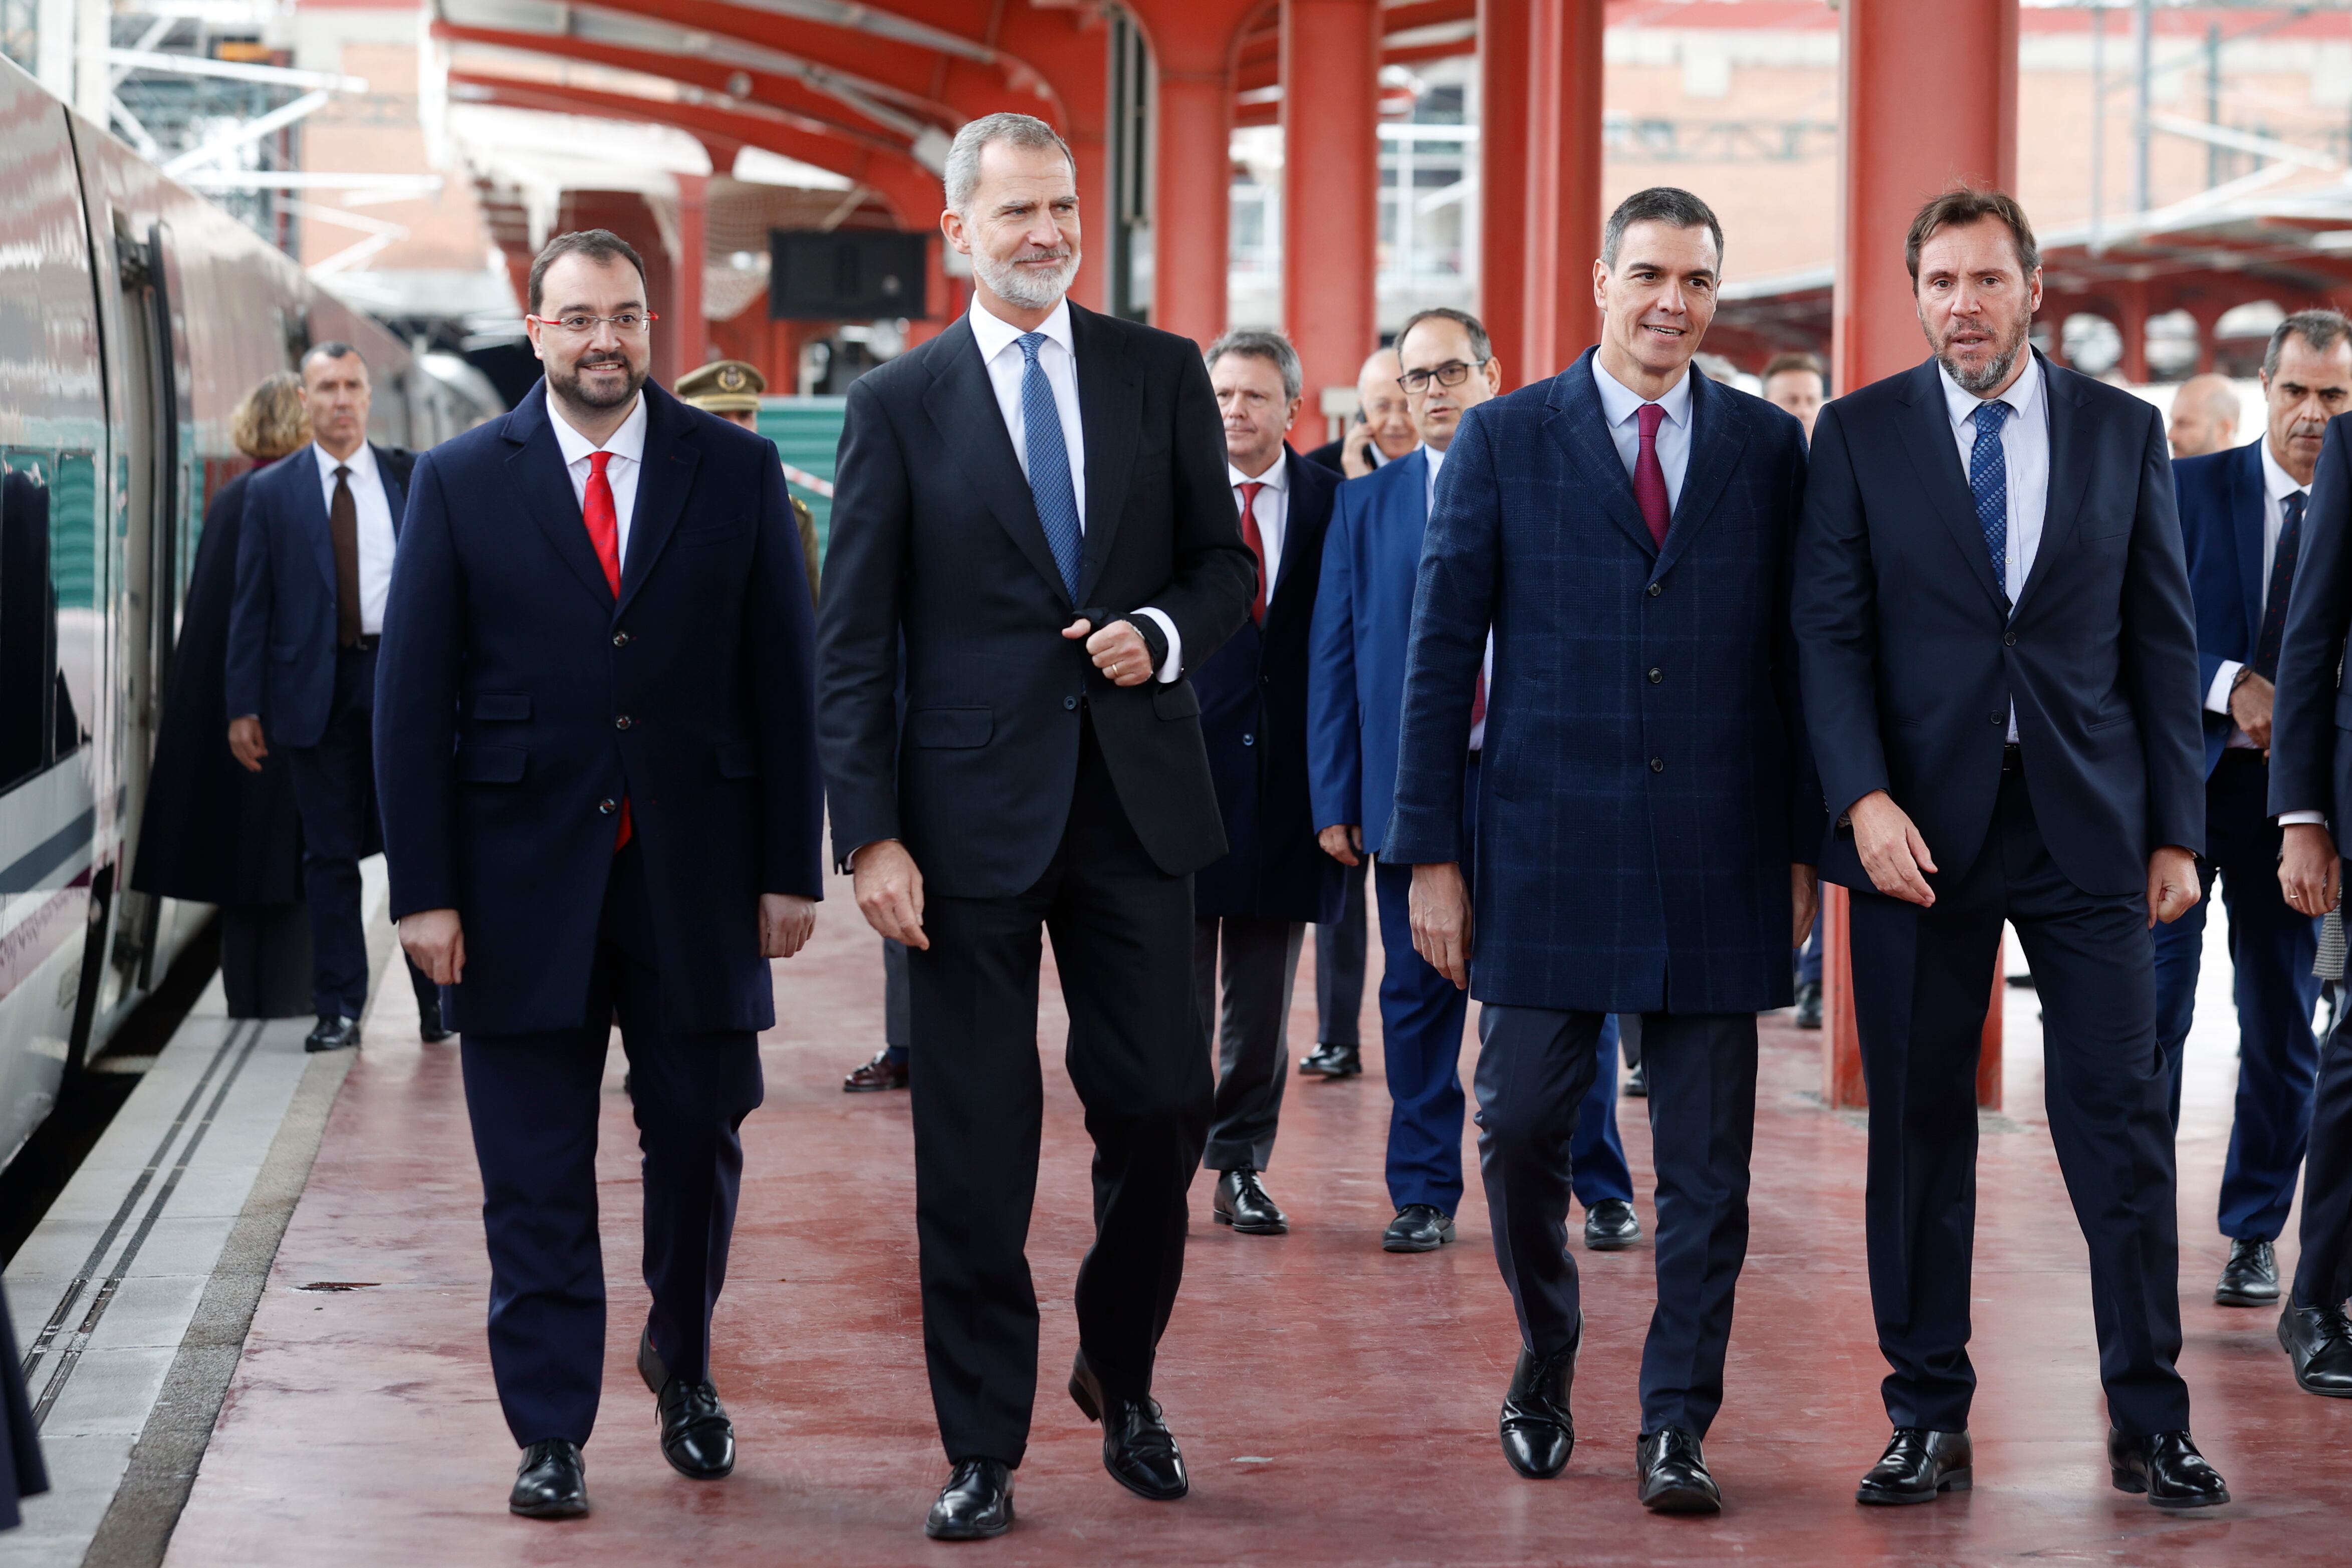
[1237,480,1269,625]
[1633,403,1670,549]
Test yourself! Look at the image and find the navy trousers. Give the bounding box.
[459,843,764,1448]
[2151,749,2322,1240]
[1849,765,2189,1436]
[883,936,911,1065]
[1315,856,1369,1048]
[1477,1005,1756,1436]
[282,646,378,1020]
[2295,988,2352,1311]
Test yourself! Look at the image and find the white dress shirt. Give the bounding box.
[1591,357,1695,512]
[1420,441,1495,751]
[309,440,398,637]
[1940,354,2050,741]
[1229,455,1288,600]
[548,392,648,569]
[2205,439,2312,749]
[968,295,1181,681]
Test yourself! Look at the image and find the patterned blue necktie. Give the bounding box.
[1969,399,2013,595]
[2252,489,2307,682]
[1017,331,1083,599]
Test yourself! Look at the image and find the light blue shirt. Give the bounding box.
[1590,356,1694,511]
[1938,353,2049,741]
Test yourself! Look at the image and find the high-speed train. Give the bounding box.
[0,57,498,1172]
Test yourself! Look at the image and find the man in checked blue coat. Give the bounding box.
[1388,188,1818,1513]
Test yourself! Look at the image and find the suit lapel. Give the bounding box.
[1654,370,1748,577]
[2016,356,2091,615]
[919,317,1072,610]
[617,385,698,617]
[1542,353,1658,559]
[1073,305,1140,606]
[371,442,407,536]
[1892,359,2008,612]
[295,445,335,594]
[2228,440,2267,645]
[502,384,618,610]
[1263,448,1329,632]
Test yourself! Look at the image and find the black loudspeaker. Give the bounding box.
[769,230,930,320]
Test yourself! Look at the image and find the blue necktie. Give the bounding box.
[1017,331,1083,600]
[2252,489,2307,682]
[1969,399,2013,595]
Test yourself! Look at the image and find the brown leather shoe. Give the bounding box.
[843,1049,908,1093]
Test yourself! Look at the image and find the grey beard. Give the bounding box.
[1940,336,2024,396]
[975,248,1079,312]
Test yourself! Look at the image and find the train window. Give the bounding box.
[0,450,88,794]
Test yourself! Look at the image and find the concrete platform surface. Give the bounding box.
[59,874,2352,1565]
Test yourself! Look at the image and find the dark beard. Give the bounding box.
[550,355,645,410]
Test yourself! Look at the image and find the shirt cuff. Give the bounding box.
[1134,607,1182,683]
[2205,660,2243,716]
[2280,811,2328,827]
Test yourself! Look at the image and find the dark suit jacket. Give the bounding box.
[374,381,823,1035]
[1794,353,2204,898]
[2174,439,2274,779]
[817,305,1257,898]
[133,466,304,904]
[225,441,409,746]
[1307,448,1432,858]
[2268,413,2352,827]
[1194,448,1343,924]
[1385,352,1819,1014]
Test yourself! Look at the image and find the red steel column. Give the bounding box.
[673,172,709,382]
[1479,0,1531,386]
[1825,0,2018,1110]
[1281,0,1380,405]
[1153,63,1234,347]
[1521,0,1605,381]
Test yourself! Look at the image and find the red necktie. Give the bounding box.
[1471,665,1487,730]
[1237,480,1269,625]
[1633,402,1671,549]
[584,452,631,850]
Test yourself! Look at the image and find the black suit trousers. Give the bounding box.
[1849,766,2190,1435]
[459,843,764,1447]
[2295,990,2352,1311]
[907,714,1212,1467]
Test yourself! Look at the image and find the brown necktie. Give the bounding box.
[330,464,362,648]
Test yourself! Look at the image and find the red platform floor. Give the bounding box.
[162,876,2351,1566]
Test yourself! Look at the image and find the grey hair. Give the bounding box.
[944,112,1076,214]
[1601,186,1724,272]
[2265,308,2352,378]
[300,340,362,373]
[1206,329,1303,402]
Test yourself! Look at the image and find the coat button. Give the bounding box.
[613,631,631,648]
[597,799,616,815]
[1243,733,1255,746]
[1989,713,2004,725]
[2002,631,2017,646]
[1647,582,1663,597]
[1063,695,1078,711]
[1648,667,1663,684]
[1650,756,1666,773]
[615,714,633,730]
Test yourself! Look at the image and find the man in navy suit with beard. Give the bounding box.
[1795,188,2226,1510]
[1388,188,1817,1513]
[376,228,823,1521]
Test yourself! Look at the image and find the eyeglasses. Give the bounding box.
[1398,359,1487,395]
[527,312,659,336]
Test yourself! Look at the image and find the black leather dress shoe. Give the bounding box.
[1635,1426,1721,1514]
[2279,1299,2352,1397]
[638,1334,735,1479]
[2215,1236,2279,1306]
[1794,979,1823,1029]
[1855,1428,1971,1505]
[1583,1198,1640,1251]
[1069,1353,1187,1500]
[1383,1203,1455,1253]
[304,1015,359,1054]
[1498,1322,1579,1479]
[1299,1041,1362,1078]
[925,1458,1014,1540]
[2107,1429,2229,1508]
[1213,1169,1288,1235]
[417,994,453,1043]
[843,1048,909,1093]
[509,1439,588,1518]
[1624,1060,1648,1098]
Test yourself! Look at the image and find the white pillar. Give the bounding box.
[35,0,72,102]
[74,0,109,121]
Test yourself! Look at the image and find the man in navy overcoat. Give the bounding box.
[1794,190,2225,1509]
[1387,189,1817,1513]
[375,230,822,1520]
